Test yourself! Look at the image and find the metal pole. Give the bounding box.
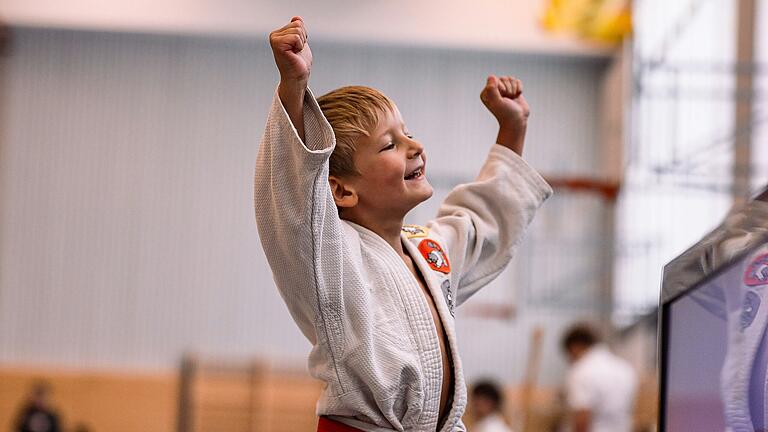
[733,0,756,206]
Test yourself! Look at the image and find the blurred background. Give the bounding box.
[0,0,765,430]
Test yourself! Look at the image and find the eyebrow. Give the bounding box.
[373,118,408,142]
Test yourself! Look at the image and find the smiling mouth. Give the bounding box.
[404,166,424,180]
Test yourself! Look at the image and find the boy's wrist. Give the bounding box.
[278,80,307,103]
[495,124,526,156]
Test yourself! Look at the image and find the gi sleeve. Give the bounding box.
[253,87,344,343]
[427,145,552,306]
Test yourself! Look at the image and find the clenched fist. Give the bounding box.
[270,16,312,140]
[270,16,312,85]
[480,75,530,155]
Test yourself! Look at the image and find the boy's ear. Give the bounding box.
[328,176,358,209]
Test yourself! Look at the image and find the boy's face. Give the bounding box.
[346,104,433,218]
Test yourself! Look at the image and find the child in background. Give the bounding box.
[560,323,637,432]
[470,380,514,432]
[254,17,552,432]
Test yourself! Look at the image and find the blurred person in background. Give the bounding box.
[560,323,637,432]
[470,380,513,432]
[13,381,61,432]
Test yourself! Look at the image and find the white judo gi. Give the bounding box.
[254,88,552,431]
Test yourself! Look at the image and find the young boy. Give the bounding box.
[254,17,552,432]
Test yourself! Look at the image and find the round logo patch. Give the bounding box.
[744,253,768,287]
[418,239,450,274]
[741,291,761,330]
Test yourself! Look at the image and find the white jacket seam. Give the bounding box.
[311,169,346,394]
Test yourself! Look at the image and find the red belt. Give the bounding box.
[317,417,364,432]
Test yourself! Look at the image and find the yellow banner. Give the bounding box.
[542,0,632,44]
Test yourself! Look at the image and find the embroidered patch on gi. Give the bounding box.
[741,290,760,331]
[744,253,768,287]
[442,279,455,317]
[418,239,450,274]
[402,224,429,239]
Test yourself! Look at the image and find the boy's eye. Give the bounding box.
[380,142,395,152]
[405,133,414,139]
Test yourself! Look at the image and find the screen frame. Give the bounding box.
[658,185,768,431]
[659,240,768,431]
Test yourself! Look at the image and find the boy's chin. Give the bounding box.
[408,187,434,208]
[419,187,434,202]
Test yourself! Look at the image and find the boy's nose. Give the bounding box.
[407,139,424,159]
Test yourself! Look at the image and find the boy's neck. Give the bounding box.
[343,213,407,257]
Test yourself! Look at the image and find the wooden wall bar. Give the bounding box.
[0,366,178,432]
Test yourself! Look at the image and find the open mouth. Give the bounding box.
[404,166,424,180]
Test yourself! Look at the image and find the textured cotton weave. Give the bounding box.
[254,88,552,431]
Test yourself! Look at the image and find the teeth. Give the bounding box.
[405,167,424,180]
[406,168,422,179]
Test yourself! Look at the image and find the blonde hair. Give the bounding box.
[317,86,395,178]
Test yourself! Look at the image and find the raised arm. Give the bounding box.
[255,18,345,343]
[428,76,551,305]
